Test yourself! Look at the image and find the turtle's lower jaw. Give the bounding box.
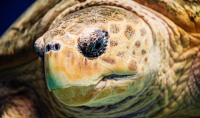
[52,74,138,107]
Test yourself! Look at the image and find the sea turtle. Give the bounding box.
[0,0,200,117]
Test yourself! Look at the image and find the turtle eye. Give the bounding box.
[91,38,103,52]
[78,29,109,58]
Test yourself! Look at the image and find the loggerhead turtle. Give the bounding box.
[0,0,200,117]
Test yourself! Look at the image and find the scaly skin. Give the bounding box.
[0,0,200,118]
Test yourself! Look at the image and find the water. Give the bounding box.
[0,0,35,37]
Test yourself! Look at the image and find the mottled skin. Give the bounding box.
[0,0,200,118]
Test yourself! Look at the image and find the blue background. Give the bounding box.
[0,0,36,37]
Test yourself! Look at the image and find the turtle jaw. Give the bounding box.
[44,43,141,106]
[52,74,138,107]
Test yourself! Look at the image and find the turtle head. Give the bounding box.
[34,6,158,106]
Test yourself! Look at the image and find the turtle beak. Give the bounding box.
[34,36,44,61]
[44,40,114,91]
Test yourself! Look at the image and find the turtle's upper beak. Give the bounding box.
[44,40,114,91]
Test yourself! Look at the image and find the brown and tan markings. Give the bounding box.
[110,40,118,47]
[144,57,148,63]
[141,49,147,55]
[128,59,138,71]
[102,57,116,64]
[132,49,136,56]
[110,23,120,34]
[124,25,134,39]
[134,40,141,48]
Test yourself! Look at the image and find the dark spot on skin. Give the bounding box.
[128,60,138,71]
[144,57,148,63]
[85,58,87,66]
[103,57,116,64]
[132,49,136,55]
[117,51,125,57]
[110,24,120,33]
[110,40,118,46]
[141,49,147,55]
[135,41,141,48]
[125,25,134,39]
[140,28,146,36]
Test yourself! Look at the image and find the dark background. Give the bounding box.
[0,0,36,37]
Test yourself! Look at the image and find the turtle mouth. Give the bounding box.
[93,73,137,90]
[102,74,136,81]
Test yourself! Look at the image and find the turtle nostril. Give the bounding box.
[46,41,61,52]
[54,43,60,51]
[46,44,51,52]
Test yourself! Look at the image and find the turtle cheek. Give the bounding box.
[44,45,114,91]
[44,45,115,106]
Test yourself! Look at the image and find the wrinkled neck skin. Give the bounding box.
[46,2,200,118]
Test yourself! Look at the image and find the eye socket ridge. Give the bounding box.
[78,29,109,58]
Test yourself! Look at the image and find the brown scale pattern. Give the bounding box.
[124,25,134,39]
[134,40,141,48]
[132,49,136,56]
[128,59,138,71]
[110,23,120,34]
[141,49,147,55]
[110,40,118,46]
[102,57,116,64]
